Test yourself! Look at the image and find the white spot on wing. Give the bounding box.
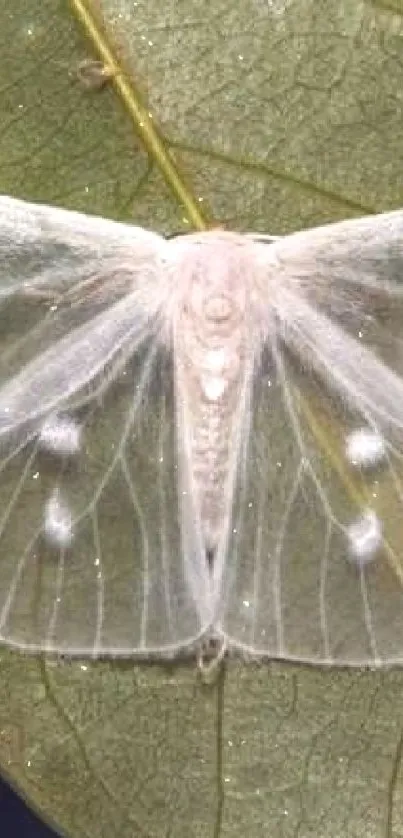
[39,415,82,457]
[345,428,386,468]
[347,510,382,565]
[44,488,74,549]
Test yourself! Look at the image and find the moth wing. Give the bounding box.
[0,195,167,394]
[0,198,210,658]
[268,209,403,370]
[215,214,403,665]
[0,195,163,297]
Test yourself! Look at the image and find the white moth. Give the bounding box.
[0,196,403,667]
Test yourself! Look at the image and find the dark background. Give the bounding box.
[0,774,61,837]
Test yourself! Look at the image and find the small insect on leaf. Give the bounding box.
[75,59,116,90]
[1,195,403,667]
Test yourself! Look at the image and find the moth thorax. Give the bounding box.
[203,292,233,324]
[182,296,245,405]
[183,272,244,339]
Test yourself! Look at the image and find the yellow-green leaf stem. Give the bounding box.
[69,0,210,230]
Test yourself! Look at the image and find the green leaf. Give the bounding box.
[1,1,403,836]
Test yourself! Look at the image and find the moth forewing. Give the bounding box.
[215,277,403,665]
[268,209,403,294]
[269,210,403,378]
[281,290,403,441]
[0,198,202,658]
[0,197,166,395]
[0,293,156,450]
[0,195,164,262]
[0,335,210,658]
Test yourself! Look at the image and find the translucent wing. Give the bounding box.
[216,212,403,666]
[0,195,164,298]
[0,197,210,658]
